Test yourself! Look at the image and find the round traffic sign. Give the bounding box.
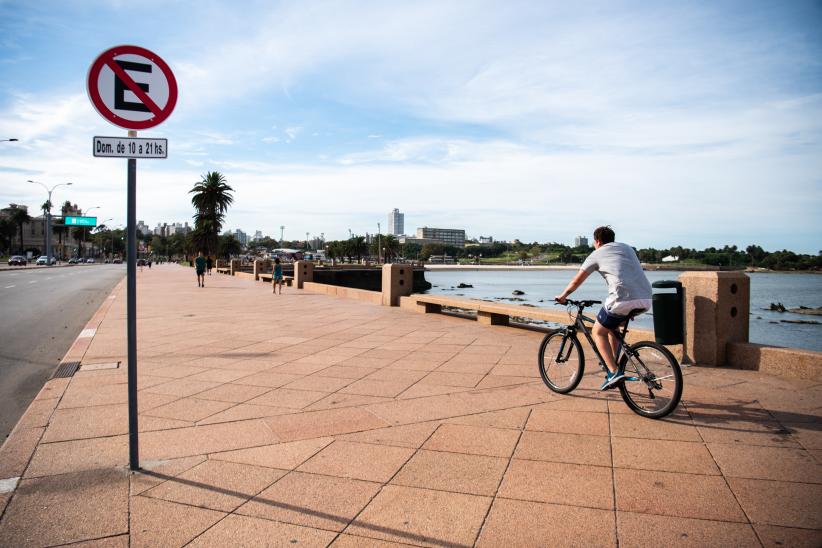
[87,45,178,130]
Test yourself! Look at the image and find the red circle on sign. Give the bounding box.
[87,45,178,130]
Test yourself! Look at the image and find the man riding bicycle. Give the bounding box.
[556,226,652,390]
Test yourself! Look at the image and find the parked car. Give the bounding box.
[68,257,79,264]
[8,255,27,266]
[86,258,95,264]
[35,256,57,265]
[112,258,122,264]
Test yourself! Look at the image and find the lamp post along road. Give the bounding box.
[28,180,72,265]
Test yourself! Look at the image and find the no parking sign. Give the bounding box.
[87,45,177,130]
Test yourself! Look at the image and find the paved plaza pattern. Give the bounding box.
[0,264,820,547]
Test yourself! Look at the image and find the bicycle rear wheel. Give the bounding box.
[618,341,682,418]
[538,331,585,394]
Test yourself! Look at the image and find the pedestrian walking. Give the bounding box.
[272,257,283,294]
[206,256,213,276]
[195,251,207,287]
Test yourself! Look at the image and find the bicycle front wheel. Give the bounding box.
[618,341,682,419]
[538,331,585,394]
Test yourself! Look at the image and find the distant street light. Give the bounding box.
[280,225,284,247]
[27,180,72,265]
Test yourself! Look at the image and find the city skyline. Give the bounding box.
[1,2,820,253]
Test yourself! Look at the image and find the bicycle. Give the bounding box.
[537,298,683,419]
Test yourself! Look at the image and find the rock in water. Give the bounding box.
[512,290,525,295]
[457,283,473,288]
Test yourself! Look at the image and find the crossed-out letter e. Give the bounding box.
[114,60,151,112]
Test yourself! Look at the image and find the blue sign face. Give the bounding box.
[64,216,97,227]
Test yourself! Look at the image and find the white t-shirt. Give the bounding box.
[580,242,652,316]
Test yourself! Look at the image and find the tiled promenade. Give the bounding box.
[0,264,820,547]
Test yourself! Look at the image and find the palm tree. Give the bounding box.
[9,206,30,254]
[53,223,68,259]
[190,171,233,255]
[350,236,367,263]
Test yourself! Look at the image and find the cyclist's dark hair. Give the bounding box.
[593,226,615,244]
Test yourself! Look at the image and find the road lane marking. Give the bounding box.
[4,285,14,289]
[28,280,37,284]
[79,328,97,338]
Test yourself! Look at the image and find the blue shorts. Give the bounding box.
[597,307,628,330]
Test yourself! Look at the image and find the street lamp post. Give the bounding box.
[377,222,381,264]
[82,206,101,258]
[27,180,72,265]
[280,225,285,248]
[98,218,113,260]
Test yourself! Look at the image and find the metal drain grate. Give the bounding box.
[52,361,81,379]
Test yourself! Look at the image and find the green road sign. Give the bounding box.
[64,216,97,227]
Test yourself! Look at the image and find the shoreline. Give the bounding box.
[424,264,820,274]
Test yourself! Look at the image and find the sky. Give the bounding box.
[0,0,820,252]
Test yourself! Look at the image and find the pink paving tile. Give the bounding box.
[25,435,128,478]
[345,484,492,547]
[298,440,414,482]
[610,410,702,442]
[196,403,296,425]
[237,470,381,532]
[143,378,222,398]
[423,423,520,458]
[143,397,235,422]
[391,449,508,496]
[246,387,331,409]
[708,443,822,483]
[615,468,747,522]
[476,498,616,548]
[232,371,304,388]
[0,468,128,547]
[339,422,441,449]
[313,364,379,379]
[210,438,334,470]
[419,371,485,388]
[612,438,720,475]
[339,379,416,398]
[142,459,286,512]
[284,374,356,392]
[264,407,389,442]
[514,430,612,467]
[617,511,758,548]
[0,426,45,478]
[187,514,336,547]
[130,495,226,548]
[728,477,822,529]
[445,407,531,429]
[499,458,614,509]
[194,383,273,403]
[131,455,208,496]
[754,524,822,548]
[526,407,610,435]
[140,419,278,460]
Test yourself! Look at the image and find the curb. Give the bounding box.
[0,277,125,515]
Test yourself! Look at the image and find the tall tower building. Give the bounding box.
[388,208,404,235]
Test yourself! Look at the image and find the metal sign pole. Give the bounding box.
[126,129,139,470]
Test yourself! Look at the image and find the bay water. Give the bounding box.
[424,269,822,352]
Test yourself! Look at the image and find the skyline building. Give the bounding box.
[416,227,466,248]
[388,208,404,236]
[574,235,589,247]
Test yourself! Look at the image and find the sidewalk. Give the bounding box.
[0,264,819,547]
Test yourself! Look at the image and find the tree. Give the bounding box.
[53,223,68,258]
[217,234,242,259]
[0,218,16,254]
[9,206,30,254]
[349,236,367,262]
[189,171,234,255]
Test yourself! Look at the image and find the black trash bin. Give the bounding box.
[651,280,683,345]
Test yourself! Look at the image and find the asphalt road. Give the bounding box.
[0,265,125,442]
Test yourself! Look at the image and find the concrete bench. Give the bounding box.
[400,294,568,326]
[259,274,294,287]
[215,267,230,274]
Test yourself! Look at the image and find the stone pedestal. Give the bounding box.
[294,260,314,289]
[381,264,413,306]
[229,259,240,275]
[679,271,750,366]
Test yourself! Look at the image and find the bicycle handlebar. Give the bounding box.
[555,298,602,308]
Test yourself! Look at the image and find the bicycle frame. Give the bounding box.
[555,304,633,372]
